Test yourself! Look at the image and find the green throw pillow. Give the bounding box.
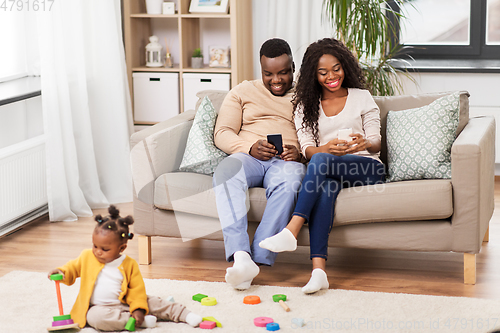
[386,92,460,182]
[179,96,228,175]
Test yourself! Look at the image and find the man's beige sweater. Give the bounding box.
[214,80,300,155]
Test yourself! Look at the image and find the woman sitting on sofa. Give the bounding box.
[259,38,386,294]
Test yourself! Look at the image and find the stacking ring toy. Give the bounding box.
[243,295,261,305]
[266,322,280,331]
[201,297,217,306]
[254,317,274,327]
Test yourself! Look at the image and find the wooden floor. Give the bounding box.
[1,182,500,300]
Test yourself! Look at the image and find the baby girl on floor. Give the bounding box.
[48,205,202,331]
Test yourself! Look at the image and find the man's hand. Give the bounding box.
[132,309,146,327]
[248,140,277,161]
[281,145,301,162]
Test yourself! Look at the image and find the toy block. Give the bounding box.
[202,316,222,327]
[125,317,136,331]
[192,293,208,302]
[200,321,216,329]
[292,318,305,327]
[166,295,175,303]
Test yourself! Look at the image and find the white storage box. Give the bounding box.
[182,73,230,111]
[133,72,179,123]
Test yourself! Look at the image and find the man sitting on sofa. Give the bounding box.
[213,38,306,290]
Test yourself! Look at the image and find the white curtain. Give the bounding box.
[252,0,335,79]
[34,0,133,221]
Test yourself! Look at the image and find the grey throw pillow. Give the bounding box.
[386,92,460,182]
[179,96,228,175]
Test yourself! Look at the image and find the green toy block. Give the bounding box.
[53,314,72,321]
[125,317,136,331]
[50,274,63,281]
[192,293,208,302]
[202,316,222,327]
[272,294,287,302]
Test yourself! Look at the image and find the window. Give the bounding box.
[0,11,28,82]
[389,0,500,59]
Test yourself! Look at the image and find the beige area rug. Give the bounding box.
[2,271,500,333]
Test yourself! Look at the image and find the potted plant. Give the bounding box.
[191,48,203,69]
[323,0,415,96]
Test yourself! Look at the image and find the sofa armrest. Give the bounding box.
[130,110,196,203]
[451,115,495,253]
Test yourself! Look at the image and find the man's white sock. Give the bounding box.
[225,251,259,290]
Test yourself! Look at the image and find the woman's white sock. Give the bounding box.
[259,228,297,253]
[225,251,259,290]
[302,268,329,294]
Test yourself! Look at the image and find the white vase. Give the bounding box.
[146,0,163,14]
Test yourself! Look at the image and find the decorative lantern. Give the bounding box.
[145,35,163,67]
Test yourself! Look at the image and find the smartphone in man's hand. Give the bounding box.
[267,133,283,155]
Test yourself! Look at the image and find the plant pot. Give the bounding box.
[145,0,163,14]
[191,57,204,69]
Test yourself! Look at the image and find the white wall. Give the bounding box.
[399,72,500,167]
[252,0,333,80]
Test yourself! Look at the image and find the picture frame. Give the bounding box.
[189,0,229,13]
[209,46,230,68]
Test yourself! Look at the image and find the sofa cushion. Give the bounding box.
[154,172,267,222]
[386,92,460,182]
[154,173,453,226]
[374,91,469,165]
[179,96,228,175]
[333,179,453,226]
[194,90,228,113]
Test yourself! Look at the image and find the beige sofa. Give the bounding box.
[130,90,495,284]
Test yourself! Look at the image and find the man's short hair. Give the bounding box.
[259,38,292,59]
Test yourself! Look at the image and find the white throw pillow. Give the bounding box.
[386,92,460,182]
[179,96,228,175]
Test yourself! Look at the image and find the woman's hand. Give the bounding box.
[281,145,301,162]
[345,133,371,154]
[132,309,146,327]
[47,269,64,280]
[248,140,277,161]
[325,138,350,156]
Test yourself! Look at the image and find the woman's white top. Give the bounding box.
[294,88,381,162]
[90,254,126,305]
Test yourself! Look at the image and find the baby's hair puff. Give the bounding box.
[94,205,134,243]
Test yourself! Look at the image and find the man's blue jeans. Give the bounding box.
[293,153,386,259]
[213,153,306,265]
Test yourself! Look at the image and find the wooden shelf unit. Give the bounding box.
[123,0,254,118]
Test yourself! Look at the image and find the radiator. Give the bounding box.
[0,135,48,236]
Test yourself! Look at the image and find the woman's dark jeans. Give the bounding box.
[293,153,386,259]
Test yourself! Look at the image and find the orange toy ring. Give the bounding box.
[243,295,261,305]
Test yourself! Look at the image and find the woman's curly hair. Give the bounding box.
[292,38,366,145]
[94,205,134,243]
